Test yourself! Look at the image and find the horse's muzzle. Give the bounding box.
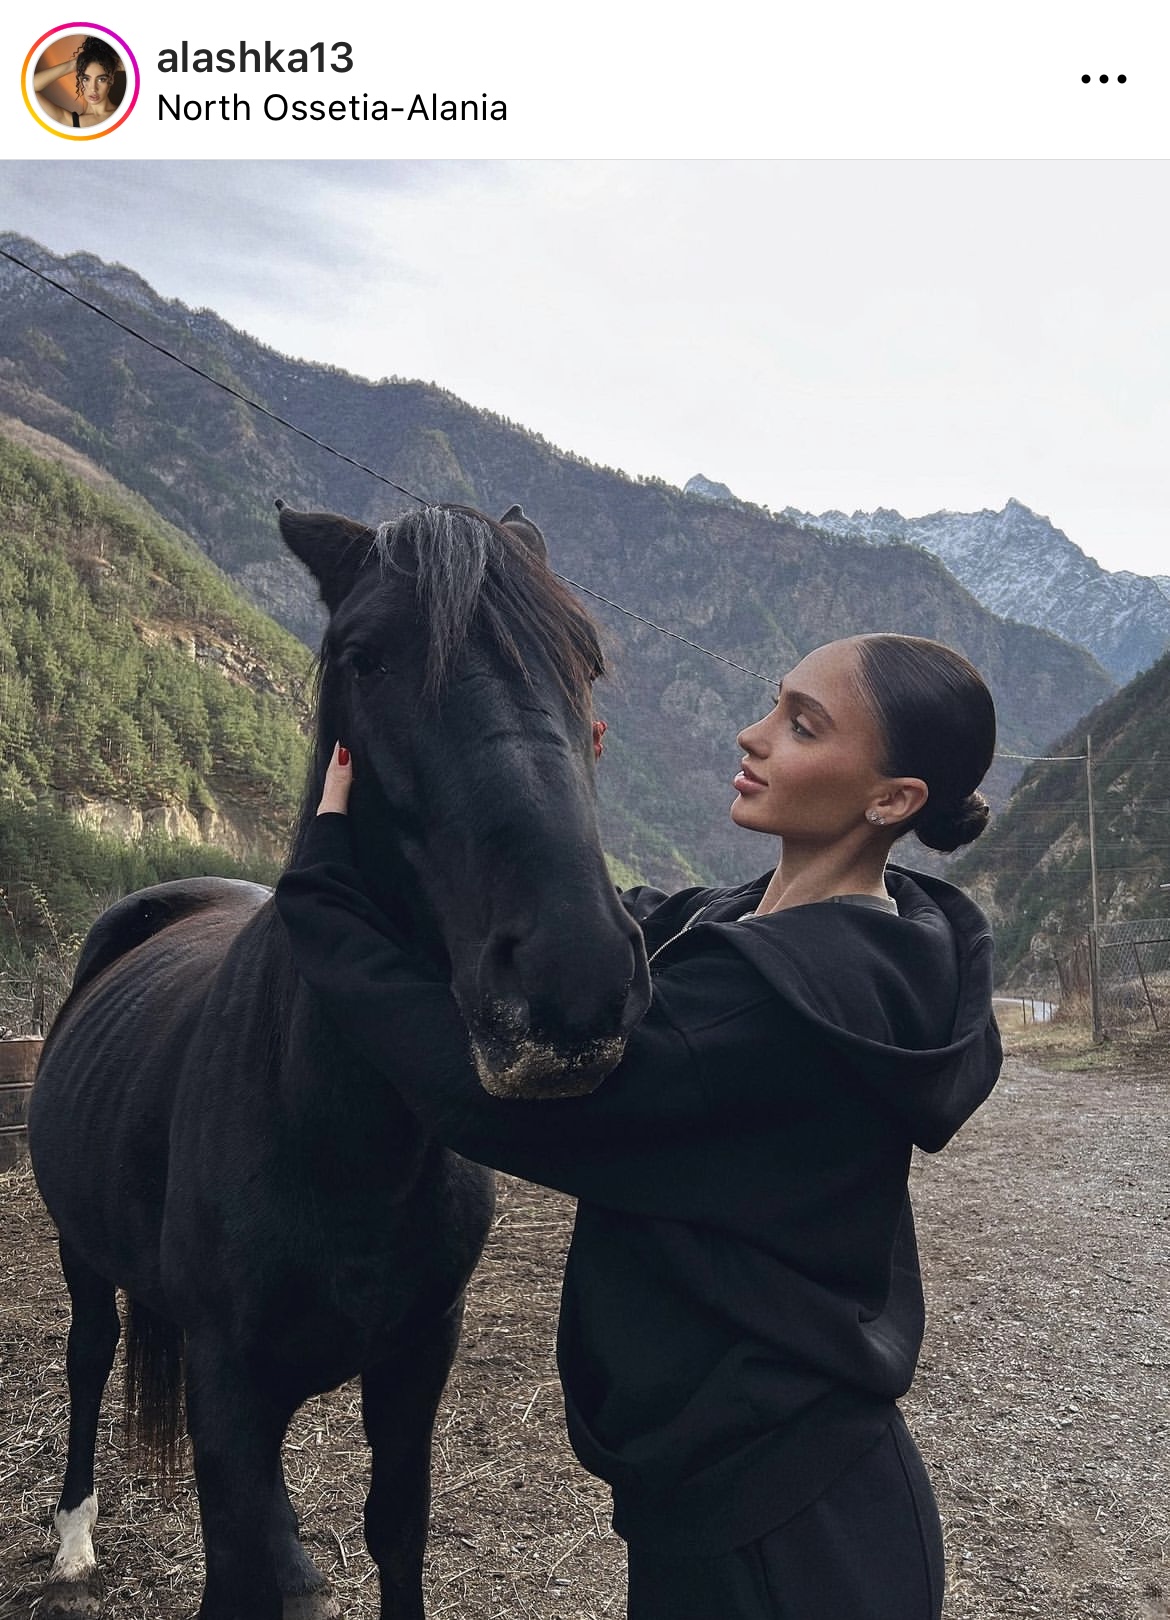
[463,930,651,1099]
[469,1022,632,1100]
[453,898,652,1099]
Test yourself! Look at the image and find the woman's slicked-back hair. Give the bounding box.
[854,634,997,853]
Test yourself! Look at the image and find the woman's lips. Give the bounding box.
[734,764,767,794]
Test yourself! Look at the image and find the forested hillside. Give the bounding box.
[953,648,1170,981]
[0,433,312,968]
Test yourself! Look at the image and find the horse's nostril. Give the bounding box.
[483,931,522,993]
[474,922,649,1058]
[477,933,531,1034]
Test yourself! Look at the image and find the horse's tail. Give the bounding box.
[123,1294,187,1492]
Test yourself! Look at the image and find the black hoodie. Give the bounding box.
[274,815,1001,1553]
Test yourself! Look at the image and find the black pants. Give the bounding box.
[625,1416,945,1620]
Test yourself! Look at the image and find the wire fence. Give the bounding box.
[1057,920,1170,1033]
[1096,918,1170,1032]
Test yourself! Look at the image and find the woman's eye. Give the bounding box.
[791,717,814,739]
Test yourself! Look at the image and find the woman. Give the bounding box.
[274,632,1001,1619]
[32,36,123,130]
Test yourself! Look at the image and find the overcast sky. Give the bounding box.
[2,160,1166,575]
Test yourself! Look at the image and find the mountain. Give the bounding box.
[951,646,1170,983]
[779,498,1170,684]
[0,235,1116,889]
[684,473,738,504]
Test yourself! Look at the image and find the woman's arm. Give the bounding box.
[273,745,794,1220]
[274,809,715,1206]
[33,53,78,94]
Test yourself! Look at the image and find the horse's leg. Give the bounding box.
[271,1460,339,1620]
[361,1300,465,1620]
[40,1241,121,1620]
[185,1331,289,1620]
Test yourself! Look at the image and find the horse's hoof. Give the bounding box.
[283,1588,340,1620]
[38,1573,104,1618]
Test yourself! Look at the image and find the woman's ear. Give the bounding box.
[872,778,928,829]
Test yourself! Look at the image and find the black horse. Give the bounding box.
[28,502,651,1620]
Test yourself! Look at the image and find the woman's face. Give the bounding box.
[79,63,114,109]
[731,638,891,843]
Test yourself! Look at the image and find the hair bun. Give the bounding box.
[914,790,990,853]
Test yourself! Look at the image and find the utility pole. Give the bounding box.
[1086,733,1104,1042]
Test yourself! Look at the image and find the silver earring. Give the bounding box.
[867,811,885,826]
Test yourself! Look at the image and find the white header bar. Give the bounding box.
[5,0,1165,161]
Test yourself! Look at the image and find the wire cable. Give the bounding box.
[0,245,782,689]
[995,751,1088,762]
[0,246,430,509]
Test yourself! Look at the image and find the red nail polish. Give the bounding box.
[337,745,350,767]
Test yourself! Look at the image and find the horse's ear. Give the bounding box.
[276,501,374,611]
[498,505,549,565]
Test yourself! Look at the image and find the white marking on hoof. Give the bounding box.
[283,1590,340,1620]
[49,1493,98,1583]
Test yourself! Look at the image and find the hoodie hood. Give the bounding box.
[685,864,1000,1152]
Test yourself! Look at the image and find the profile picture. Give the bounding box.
[23,24,138,139]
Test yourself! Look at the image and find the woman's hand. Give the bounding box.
[316,743,353,815]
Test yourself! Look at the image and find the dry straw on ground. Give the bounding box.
[1,1045,1167,1619]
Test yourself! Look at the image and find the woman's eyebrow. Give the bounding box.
[778,684,835,728]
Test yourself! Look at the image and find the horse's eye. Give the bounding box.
[349,650,387,681]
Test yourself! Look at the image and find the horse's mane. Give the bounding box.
[374,504,603,701]
[287,504,605,867]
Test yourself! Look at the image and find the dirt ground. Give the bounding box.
[1,1045,1167,1620]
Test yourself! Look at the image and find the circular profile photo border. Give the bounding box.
[23,22,139,140]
